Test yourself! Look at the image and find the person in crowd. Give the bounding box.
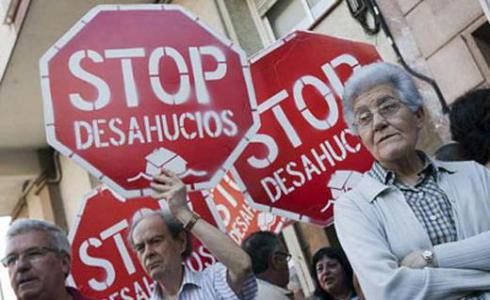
[127,169,257,300]
[2,219,97,300]
[434,141,469,161]
[311,247,358,300]
[449,88,490,168]
[242,231,302,300]
[335,62,490,299]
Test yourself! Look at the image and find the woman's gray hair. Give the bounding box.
[127,208,193,259]
[6,219,71,257]
[342,62,423,134]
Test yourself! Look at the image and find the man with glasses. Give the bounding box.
[128,169,257,300]
[2,218,97,300]
[242,231,301,300]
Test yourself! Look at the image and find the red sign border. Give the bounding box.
[39,4,260,198]
[66,186,164,289]
[200,177,287,238]
[230,30,379,226]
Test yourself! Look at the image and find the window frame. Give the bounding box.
[0,0,29,82]
[461,15,490,87]
[247,0,339,45]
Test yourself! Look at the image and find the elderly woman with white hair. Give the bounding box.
[334,62,490,300]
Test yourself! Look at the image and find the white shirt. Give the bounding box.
[151,263,257,300]
[256,278,293,300]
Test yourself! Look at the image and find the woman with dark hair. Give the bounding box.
[311,247,358,300]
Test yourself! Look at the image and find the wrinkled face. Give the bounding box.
[5,231,69,300]
[353,84,424,165]
[131,215,185,281]
[315,256,347,294]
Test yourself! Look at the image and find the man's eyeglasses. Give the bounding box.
[1,247,60,268]
[353,99,403,130]
[274,251,292,262]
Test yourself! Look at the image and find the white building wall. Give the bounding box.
[59,156,92,229]
[0,0,19,81]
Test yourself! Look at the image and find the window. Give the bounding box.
[250,0,339,42]
[0,0,28,82]
[480,0,490,24]
[0,0,9,22]
[267,0,307,38]
[472,22,490,68]
[1,0,16,25]
[461,16,490,87]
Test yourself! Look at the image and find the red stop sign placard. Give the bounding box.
[202,172,290,244]
[68,187,218,299]
[232,31,379,226]
[40,4,259,198]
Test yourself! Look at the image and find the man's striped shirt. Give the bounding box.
[150,263,257,300]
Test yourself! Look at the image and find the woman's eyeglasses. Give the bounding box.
[354,99,403,130]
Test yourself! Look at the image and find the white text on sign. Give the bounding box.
[69,46,227,110]
[66,46,240,150]
[74,110,238,150]
[78,216,216,298]
[245,54,362,203]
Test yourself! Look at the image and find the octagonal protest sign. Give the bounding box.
[232,31,379,226]
[68,187,219,299]
[192,172,291,245]
[40,4,259,198]
[207,173,290,244]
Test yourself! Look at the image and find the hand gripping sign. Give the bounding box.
[40,4,259,198]
[69,187,218,299]
[232,31,380,226]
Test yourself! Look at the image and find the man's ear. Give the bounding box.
[178,231,187,255]
[269,252,279,270]
[60,253,71,278]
